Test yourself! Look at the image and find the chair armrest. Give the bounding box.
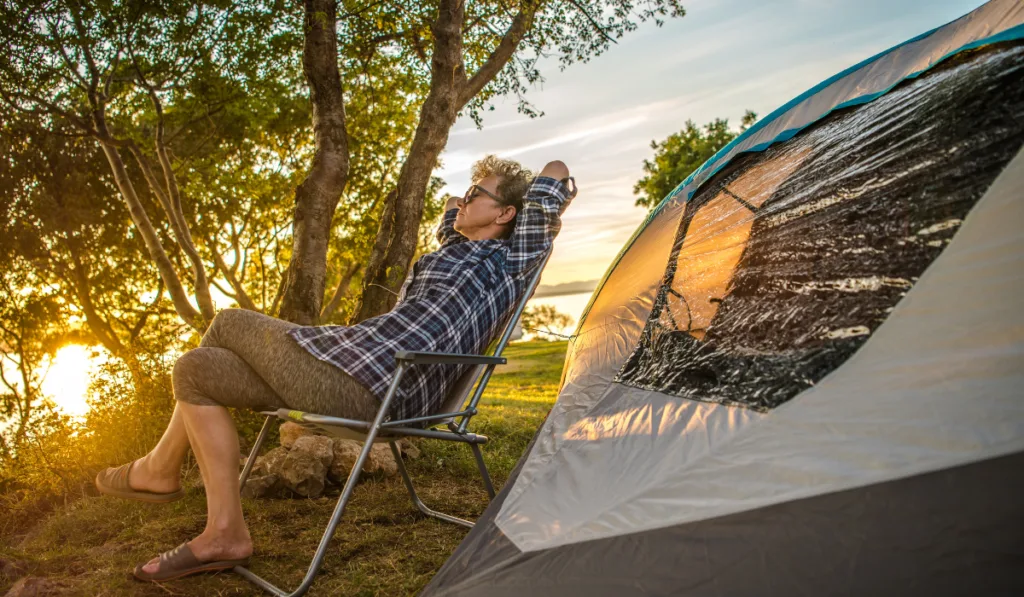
[394,350,506,366]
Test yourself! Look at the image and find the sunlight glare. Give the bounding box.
[42,345,95,417]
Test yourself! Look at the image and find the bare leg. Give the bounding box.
[128,309,378,572]
[140,401,252,572]
[126,404,190,494]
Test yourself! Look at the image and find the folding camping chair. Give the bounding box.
[233,249,554,597]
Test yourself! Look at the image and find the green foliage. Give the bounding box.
[0,0,311,323]
[0,0,688,526]
[0,0,690,331]
[0,112,188,461]
[634,110,757,209]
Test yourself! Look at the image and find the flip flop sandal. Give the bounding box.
[133,542,251,582]
[94,461,185,503]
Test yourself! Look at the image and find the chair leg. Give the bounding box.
[390,441,474,529]
[239,415,276,488]
[234,364,411,596]
[234,424,386,596]
[469,442,496,499]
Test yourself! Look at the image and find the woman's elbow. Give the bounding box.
[539,160,569,180]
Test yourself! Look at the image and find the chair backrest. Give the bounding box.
[434,249,554,423]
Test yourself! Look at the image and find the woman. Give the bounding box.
[94,157,574,581]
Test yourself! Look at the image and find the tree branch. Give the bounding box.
[460,1,545,106]
[128,49,217,320]
[0,87,98,136]
[208,234,259,311]
[90,109,203,330]
[129,277,164,341]
[102,46,123,100]
[66,1,101,97]
[43,13,91,93]
[568,0,618,45]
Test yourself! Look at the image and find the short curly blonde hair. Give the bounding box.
[471,155,533,221]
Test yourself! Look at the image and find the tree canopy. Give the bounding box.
[0,0,687,464]
[634,110,756,209]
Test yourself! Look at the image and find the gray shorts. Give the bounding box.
[173,309,379,420]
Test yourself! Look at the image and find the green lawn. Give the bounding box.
[0,340,567,596]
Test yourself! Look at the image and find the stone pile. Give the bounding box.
[241,422,421,499]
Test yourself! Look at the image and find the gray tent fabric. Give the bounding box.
[424,141,1024,597]
[495,43,1024,553]
[501,5,1024,525]
[497,128,1024,552]
[426,452,1024,597]
[422,3,1024,595]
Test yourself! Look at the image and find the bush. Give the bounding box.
[0,352,173,535]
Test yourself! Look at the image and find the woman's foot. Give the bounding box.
[124,456,182,495]
[137,530,253,577]
[94,457,184,503]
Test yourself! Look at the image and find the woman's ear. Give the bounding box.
[496,205,517,225]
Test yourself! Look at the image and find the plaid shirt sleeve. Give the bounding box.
[506,176,572,276]
[436,208,468,248]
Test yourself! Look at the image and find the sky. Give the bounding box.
[437,0,988,288]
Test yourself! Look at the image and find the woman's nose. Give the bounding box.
[456,196,467,208]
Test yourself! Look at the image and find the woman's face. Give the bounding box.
[454,174,515,240]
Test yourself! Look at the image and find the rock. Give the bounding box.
[279,422,315,449]
[397,438,421,460]
[328,440,397,483]
[328,439,363,484]
[3,577,63,597]
[279,449,327,498]
[365,444,398,475]
[242,474,283,499]
[252,446,290,477]
[291,435,334,469]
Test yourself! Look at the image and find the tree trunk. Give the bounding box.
[277,0,350,325]
[350,0,466,323]
[351,0,540,323]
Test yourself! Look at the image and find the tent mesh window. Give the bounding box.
[615,43,1024,412]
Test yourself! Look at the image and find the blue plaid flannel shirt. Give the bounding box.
[288,176,572,422]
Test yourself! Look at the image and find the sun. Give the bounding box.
[42,345,95,417]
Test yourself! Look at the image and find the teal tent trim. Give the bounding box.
[666,21,1024,210]
[664,27,945,209]
[571,8,1024,338]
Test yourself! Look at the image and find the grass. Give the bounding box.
[0,340,568,597]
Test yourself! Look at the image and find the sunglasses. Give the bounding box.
[462,184,503,205]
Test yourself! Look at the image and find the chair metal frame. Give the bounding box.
[233,250,553,597]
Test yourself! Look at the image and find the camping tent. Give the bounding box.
[423,1,1024,595]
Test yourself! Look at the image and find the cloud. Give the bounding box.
[448,118,532,137]
[497,115,646,158]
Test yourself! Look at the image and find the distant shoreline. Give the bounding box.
[532,279,598,299]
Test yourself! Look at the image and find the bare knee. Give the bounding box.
[173,349,214,404]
